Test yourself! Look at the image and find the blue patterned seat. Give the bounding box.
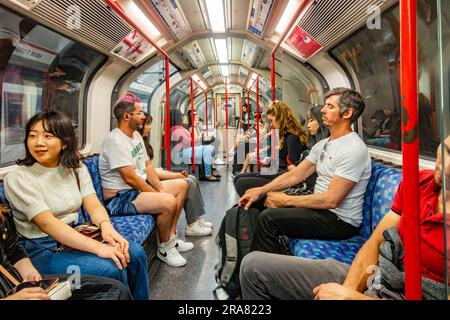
[290,162,402,265]
[0,156,156,246]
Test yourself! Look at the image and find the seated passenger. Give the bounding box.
[283,105,331,196]
[239,88,371,254]
[3,111,149,300]
[170,108,220,182]
[99,92,192,267]
[233,100,308,197]
[186,110,220,178]
[240,136,450,300]
[0,205,132,300]
[138,113,213,236]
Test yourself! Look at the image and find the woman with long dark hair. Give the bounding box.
[233,101,308,197]
[139,113,213,236]
[170,108,220,181]
[4,111,149,300]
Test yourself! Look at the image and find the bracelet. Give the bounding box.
[97,219,112,230]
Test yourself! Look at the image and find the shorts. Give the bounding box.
[105,189,140,216]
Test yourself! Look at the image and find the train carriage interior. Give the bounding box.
[1,0,450,301]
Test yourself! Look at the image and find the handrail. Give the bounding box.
[249,76,261,170]
[105,0,172,170]
[400,0,421,300]
[270,0,311,101]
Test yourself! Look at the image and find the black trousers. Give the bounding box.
[51,274,133,300]
[251,207,359,254]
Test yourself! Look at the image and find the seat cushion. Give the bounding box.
[110,215,155,245]
[290,235,366,265]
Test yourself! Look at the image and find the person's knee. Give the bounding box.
[240,252,267,282]
[128,242,147,264]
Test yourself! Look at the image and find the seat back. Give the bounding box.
[83,155,106,207]
[370,167,402,231]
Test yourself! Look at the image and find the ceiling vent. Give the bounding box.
[30,0,133,53]
[299,0,385,50]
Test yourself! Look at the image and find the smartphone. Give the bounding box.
[9,278,59,295]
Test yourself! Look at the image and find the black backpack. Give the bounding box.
[213,205,260,300]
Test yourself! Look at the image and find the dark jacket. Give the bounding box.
[0,213,28,298]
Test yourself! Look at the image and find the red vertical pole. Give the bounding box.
[247,90,250,128]
[256,76,260,171]
[400,0,421,300]
[225,78,229,164]
[190,77,196,172]
[213,96,216,128]
[165,57,171,171]
[271,55,276,102]
[205,91,208,137]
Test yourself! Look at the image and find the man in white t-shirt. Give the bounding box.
[239,88,371,254]
[99,92,191,267]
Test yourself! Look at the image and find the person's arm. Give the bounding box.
[145,160,164,192]
[13,258,41,283]
[32,211,127,270]
[157,169,185,180]
[313,211,401,300]
[239,159,316,210]
[82,194,130,263]
[117,165,155,193]
[267,175,356,209]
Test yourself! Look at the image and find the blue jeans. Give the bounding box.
[182,144,215,176]
[105,189,140,216]
[21,236,149,300]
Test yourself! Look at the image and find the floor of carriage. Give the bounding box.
[149,164,238,300]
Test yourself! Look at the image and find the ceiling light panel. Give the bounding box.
[205,0,226,32]
[220,65,230,77]
[122,1,161,38]
[183,41,207,67]
[248,0,275,37]
[214,39,228,63]
[275,0,300,34]
[149,0,190,39]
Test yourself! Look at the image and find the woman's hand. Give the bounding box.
[99,223,130,267]
[179,171,189,178]
[3,287,50,300]
[14,258,42,283]
[94,242,129,270]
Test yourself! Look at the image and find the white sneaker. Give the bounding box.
[198,218,214,229]
[175,237,194,253]
[213,157,225,165]
[157,237,187,267]
[185,221,213,236]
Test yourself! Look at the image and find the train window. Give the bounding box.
[0,7,106,165]
[330,1,445,160]
[128,60,178,112]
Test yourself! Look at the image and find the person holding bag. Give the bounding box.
[3,111,149,300]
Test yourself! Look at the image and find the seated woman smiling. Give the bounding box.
[4,111,149,300]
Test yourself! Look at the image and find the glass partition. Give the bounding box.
[0,6,106,165]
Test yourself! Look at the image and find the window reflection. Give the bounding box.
[0,7,105,165]
[330,1,442,159]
